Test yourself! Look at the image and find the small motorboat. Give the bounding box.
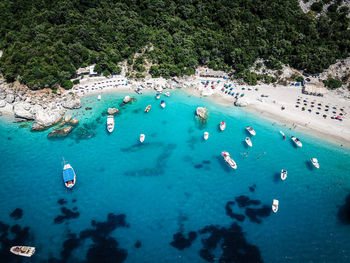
[145,105,151,113]
[62,159,76,189]
[156,93,160,100]
[97,95,101,101]
[281,169,287,180]
[279,130,286,140]
[107,115,114,133]
[221,151,237,169]
[272,199,279,213]
[165,92,170,97]
[135,87,142,94]
[310,158,320,168]
[140,134,145,143]
[219,121,226,131]
[204,131,209,140]
[291,136,302,147]
[245,137,252,147]
[246,126,256,136]
[160,100,166,108]
[10,246,35,257]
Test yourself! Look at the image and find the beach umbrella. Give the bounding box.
[337,115,341,119]
[241,94,245,97]
[221,88,224,91]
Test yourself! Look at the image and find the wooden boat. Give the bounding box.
[145,105,151,113]
[272,199,279,213]
[140,134,145,143]
[219,121,226,131]
[63,159,76,189]
[10,246,35,257]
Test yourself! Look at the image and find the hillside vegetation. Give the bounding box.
[0,0,349,90]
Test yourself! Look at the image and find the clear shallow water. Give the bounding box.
[0,90,350,263]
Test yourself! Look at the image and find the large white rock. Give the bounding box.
[196,107,208,121]
[5,94,15,104]
[61,95,82,109]
[0,100,6,108]
[32,108,65,131]
[13,102,35,120]
[107,108,119,115]
[123,95,132,104]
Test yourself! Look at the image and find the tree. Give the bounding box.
[311,2,323,12]
[323,78,342,89]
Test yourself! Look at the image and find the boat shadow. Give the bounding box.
[216,155,233,173]
[305,161,313,170]
[273,172,281,183]
[242,141,249,149]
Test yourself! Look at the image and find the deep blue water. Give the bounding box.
[0,90,350,263]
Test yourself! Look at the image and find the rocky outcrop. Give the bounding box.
[71,118,79,125]
[123,95,132,104]
[31,108,64,131]
[64,115,72,122]
[234,98,248,107]
[107,108,119,115]
[61,95,82,109]
[13,102,35,120]
[5,94,15,104]
[47,126,74,138]
[196,107,208,121]
[0,100,6,108]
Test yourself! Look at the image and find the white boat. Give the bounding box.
[62,160,76,189]
[221,151,237,169]
[97,95,101,100]
[204,131,209,140]
[219,121,226,131]
[245,137,252,147]
[140,134,145,143]
[310,158,320,168]
[279,130,286,140]
[272,199,279,213]
[145,105,151,113]
[165,92,170,97]
[160,100,166,108]
[107,115,114,133]
[10,246,35,257]
[281,169,287,180]
[291,136,302,147]
[156,93,160,100]
[246,126,256,136]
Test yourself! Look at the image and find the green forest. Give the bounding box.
[0,0,349,90]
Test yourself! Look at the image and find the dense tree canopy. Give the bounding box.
[0,0,349,89]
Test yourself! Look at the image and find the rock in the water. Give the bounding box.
[0,100,6,108]
[196,107,208,121]
[5,93,15,104]
[62,95,82,109]
[107,108,119,115]
[71,118,79,125]
[13,102,35,120]
[31,108,64,131]
[47,126,74,138]
[123,95,132,104]
[64,115,72,122]
[234,98,248,107]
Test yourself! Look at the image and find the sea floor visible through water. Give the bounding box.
[0,90,350,263]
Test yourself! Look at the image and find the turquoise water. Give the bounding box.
[0,90,350,263]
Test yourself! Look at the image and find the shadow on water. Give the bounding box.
[120,142,164,153]
[305,160,313,170]
[216,156,232,173]
[273,172,281,182]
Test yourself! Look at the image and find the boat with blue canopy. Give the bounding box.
[62,159,76,189]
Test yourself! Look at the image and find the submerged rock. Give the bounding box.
[196,107,208,121]
[123,95,132,104]
[107,108,119,115]
[71,118,79,125]
[47,126,74,138]
[64,115,72,122]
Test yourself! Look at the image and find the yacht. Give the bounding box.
[10,246,35,257]
[291,136,302,147]
[272,199,279,213]
[281,169,287,180]
[219,121,226,131]
[140,134,145,143]
[160,100,166,108]
[221,151,237,169]
[156,93,160,100]
[246,126,256,136]
[145,105,151,113]
[63,159,76,189]
[204,131,209,140]
[107,115,114,133]
[245,137,252,147]
[97,95,101,101]
[310,158,320,168]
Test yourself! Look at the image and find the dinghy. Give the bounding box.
[62,159,76,189]
[107,115,114,133]
[160,100,166,108]
[310,158,320,168]
[219,121,226,131]
[246,126,256,136]
[281,169,287,180]
[204,132,209,140]
[279,130,286,140]
[97,95,101,101]
[165,92,170,97]
[291,136,302,147]
[140,134,145,143]
[221,151,237,169]
[10,246,35,257]
[245,137,252,147]
[145,105,151,113]
[156,93,160,100]
[272,199,279,213]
